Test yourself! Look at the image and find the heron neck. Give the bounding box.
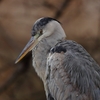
[32,38,63,82]
[32,27,66,82]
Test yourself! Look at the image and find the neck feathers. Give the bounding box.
[32,21,66,82]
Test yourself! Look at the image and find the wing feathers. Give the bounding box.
[46,40,100,100]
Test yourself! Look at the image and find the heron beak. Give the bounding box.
[15,36,38,64]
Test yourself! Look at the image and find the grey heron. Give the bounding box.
[15,17,100,100]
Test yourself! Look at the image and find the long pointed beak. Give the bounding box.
[15,36,38,64]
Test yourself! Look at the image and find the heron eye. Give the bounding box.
[40,29,43,34]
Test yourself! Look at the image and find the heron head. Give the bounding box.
[15,17,66,63]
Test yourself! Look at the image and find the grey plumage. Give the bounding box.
[46,40,100,100]
[15,17,100,100]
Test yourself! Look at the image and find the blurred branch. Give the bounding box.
[54,0,71,19]
[44,0,71,19]
[0,24,20,52]
[0,0,2,3]
[0,22,32,95]
[0,61,14,73]
[94,8,100,50]
[43,1,56,9]
[0,53,31,94]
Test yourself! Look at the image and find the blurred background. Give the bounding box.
[0,0,100,100]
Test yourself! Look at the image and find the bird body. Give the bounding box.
[15,17,100,100]
[46,40,100,100]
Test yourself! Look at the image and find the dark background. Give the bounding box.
[0,0,100,100]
